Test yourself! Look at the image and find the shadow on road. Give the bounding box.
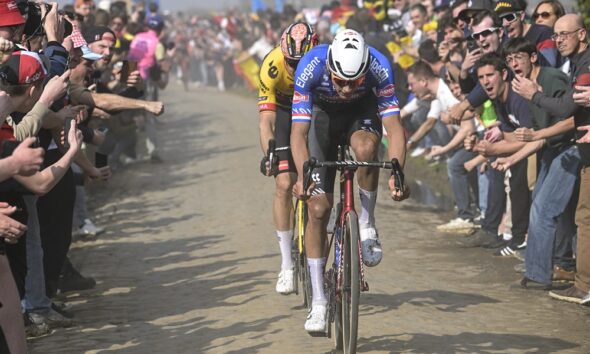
[362,290,501,316]
[357,332,579,353]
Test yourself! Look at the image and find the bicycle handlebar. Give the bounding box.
[303,157,405,193]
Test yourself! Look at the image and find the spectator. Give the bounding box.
[531,0,565,29]
[510,14,590,297]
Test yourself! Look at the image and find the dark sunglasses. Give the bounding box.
[331,74,365,88]
[470,27,499,41]
[285,57,299,68]
[532,11,553,20]
[499,12,518,23]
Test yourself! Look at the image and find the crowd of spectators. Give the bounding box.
[2,0,590,351]
[0,0,171,350]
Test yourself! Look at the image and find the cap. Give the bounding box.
[0,0,25,27]
[494,0,526,14]
[82,26,116,44]
[0,51,48,85]
[458,0,493,20]
[81,45,102,61]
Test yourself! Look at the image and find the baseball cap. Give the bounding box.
[458,0,494,20]
[147,15,164,30]
[81,45,102,61]
[0,0,25,27]
[494,0,526,14]
[67,24,102,61]
[82,26,116,44]
[0,51,48,85]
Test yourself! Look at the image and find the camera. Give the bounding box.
[19,2,73,38]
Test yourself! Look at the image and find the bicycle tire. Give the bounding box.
[292,240,300,296]
[293,201,304,297]
[295,201,312,308]
[334,269,344,349]
[342,211,360,354]
[303,255,312,310]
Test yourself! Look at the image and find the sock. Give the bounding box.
[277,230,294,271]
[358,187,377,228]
[308,258,327,305]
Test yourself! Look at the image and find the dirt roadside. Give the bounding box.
[29,84,590,354]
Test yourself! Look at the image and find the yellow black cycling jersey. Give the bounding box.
[258,46,294,112]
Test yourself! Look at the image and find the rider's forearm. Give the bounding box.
[290,123,310,179]
[383,115,407,168]
[259,111,276,154]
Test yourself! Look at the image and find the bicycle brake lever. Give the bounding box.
[302,157,316,193]
[390,158,405,193]
[267,139,278,176]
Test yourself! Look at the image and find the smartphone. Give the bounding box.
[466,39,479,53]
[120,60,138,83]
[63,118,73,149]
[95,152,108,168]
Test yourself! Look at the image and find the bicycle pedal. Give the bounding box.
[307,330,328,338]
[362,281,369,292]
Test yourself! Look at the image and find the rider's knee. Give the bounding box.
[352,136,378,161]
[308,197,331,221]
[275,173,294,196]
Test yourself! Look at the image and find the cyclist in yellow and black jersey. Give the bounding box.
[258,22,318,295]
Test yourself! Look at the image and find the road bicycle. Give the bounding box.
[301,144,404,354]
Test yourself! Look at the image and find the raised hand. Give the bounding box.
[11,137,44,176]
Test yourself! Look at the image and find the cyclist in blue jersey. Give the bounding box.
[290,29,409,333]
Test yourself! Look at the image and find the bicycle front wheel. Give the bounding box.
[341,211,360,354]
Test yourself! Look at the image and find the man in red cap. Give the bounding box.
[0,0,26,43]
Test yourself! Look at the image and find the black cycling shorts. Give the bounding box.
[275,106,296,174]
[308,94,382,195]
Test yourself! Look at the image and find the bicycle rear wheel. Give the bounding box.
[341,211,360,354]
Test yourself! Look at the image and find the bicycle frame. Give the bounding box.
[333,158,372,298]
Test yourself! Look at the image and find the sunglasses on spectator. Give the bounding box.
[470,27,500,41]
[532,11,554,20]
[331,74,365,88]
[499,12,520,23]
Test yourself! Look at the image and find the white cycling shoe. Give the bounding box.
[304,303,327,332]
[275,269,295,295]
[360,226,382,267]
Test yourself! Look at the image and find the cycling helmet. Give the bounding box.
[280,22,318,61]
[327,29,370,81]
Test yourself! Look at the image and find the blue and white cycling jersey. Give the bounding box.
[291,44,400,123]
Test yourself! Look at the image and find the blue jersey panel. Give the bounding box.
[291,45,400,122]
